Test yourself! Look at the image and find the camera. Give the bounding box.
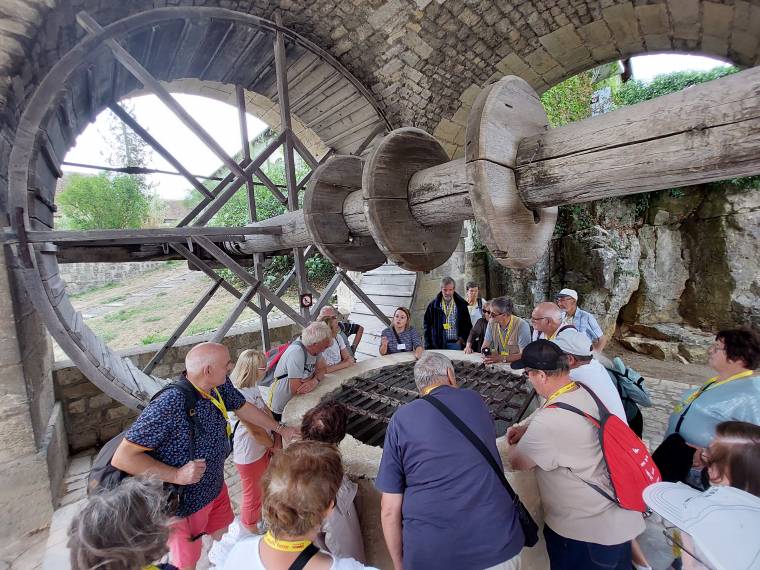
[482,347,491,357]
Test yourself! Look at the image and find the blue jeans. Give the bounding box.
[544,525,632,569]
[445,341,462,350]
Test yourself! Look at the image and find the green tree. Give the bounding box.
[540,70,595,127]
[58,172,151,229]
[613,66,738,106]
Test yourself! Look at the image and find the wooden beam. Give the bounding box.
[77,13,253,190]
[289,129,318,170]
[191,235,308,326]
[337,270,391,327]
[310,271,341,319]
[143,277,223,375]
[236,84,258,224]
[254,253,271,350]
[170,243,262,317]
[22,225,282,246]
[210,285,259,343]
[109,103,214,200]
[192,132,285,226]
[516,65,760,208]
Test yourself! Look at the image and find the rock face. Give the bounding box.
[474,182,760,363]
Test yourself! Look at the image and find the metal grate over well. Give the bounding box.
[326,361,536,447]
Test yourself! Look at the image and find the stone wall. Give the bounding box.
[59,261,169,295]
[53,320,300,453]
[473,182,760,359]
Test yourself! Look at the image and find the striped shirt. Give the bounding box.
[381,326,423,354]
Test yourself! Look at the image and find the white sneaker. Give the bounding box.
[208,517,252,567]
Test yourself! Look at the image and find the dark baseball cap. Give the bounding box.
[511,340,565,370]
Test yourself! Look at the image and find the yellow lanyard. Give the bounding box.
[263,531,312,552]
[442,299,454,320]
[545,382,577,405]
[497,317,516,354]
[547,327,560,341]
[190,383,231,436]
[674,370,753,412]
[421,384,444,396]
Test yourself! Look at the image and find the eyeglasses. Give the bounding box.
[482,310,492,315]
[490,311,504,317]
[530,316,550,322]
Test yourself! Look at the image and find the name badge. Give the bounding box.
[397,343,406,350]
[443,323,451,330]
[500,351,508,356]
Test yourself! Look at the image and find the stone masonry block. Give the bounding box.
[702,2,733,40]
[730,30,759,65]
[432,117,460,142]
[66,399,85,415]
[602,3,644,53]
[668,0,700,40]
[88,393,114,409]
[368,0,404,30]
[524,47,562,76]
[701,34,728,57]
[458,84,482,106]
[635,4,670,36]
[404,32,434,60]
[644,34,673,51]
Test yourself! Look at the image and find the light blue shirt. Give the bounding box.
[562,307,603,342]
[666,374,760,448]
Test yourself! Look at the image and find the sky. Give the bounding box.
[62,54,732,200]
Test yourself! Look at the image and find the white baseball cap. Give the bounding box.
[556,288,578,300]
[643,483,760,570]
[552,329,593,356]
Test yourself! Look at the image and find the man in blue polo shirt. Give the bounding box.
[376,351,524,570]
[112,342,298,569]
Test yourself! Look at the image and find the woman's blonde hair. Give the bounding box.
[261,441,343,537]
[318,314,338,337]
[230,349,267,389]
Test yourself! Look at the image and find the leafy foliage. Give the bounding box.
[58,173,151,230]
[613,66,738,106]
[540,71,595,127]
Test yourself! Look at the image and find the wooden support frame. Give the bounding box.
[142,277,223,375]
[211,285,259,343]
[108,103,214,200]
[264,245,318,314]
[310,271,341,319]
[170,243,263,317]
[192,235,308,326]
[337,269,391,327]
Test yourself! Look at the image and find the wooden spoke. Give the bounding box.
[20,225,282,247]
[78,12,253,191]
[210,285,259,343]
[236,84,258,224]
[337,269,391,327]
[109,103,214,200]
[191,235,307,326]
[142,277,223,375]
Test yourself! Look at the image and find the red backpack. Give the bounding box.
[547,383,661,512]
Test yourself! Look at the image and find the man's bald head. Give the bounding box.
[533,302,562,323]
[185,342,232,387]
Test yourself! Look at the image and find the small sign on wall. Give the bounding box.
[299,293,313,309]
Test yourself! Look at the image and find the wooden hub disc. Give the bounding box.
[362,128,463,271]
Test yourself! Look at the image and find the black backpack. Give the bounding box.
[87,378,202,503]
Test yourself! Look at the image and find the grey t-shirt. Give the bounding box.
[264,341,318,414]
[484,318,532,351]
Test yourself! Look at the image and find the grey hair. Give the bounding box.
[68,477,170,570]
[490,296,514,316]
[414,351,454,391]
[440,276,455,288]
[301,321,332,346]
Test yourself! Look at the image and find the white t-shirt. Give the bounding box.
[322,335,347,366]
[231,386,272,464]
[221,535,377,570]
[570,359,627,422]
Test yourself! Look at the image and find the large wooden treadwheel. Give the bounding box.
[8,8,391,409]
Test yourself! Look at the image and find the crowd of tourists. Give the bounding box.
[68,276,760,570]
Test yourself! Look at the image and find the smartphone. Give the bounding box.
[482,347,491,357]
